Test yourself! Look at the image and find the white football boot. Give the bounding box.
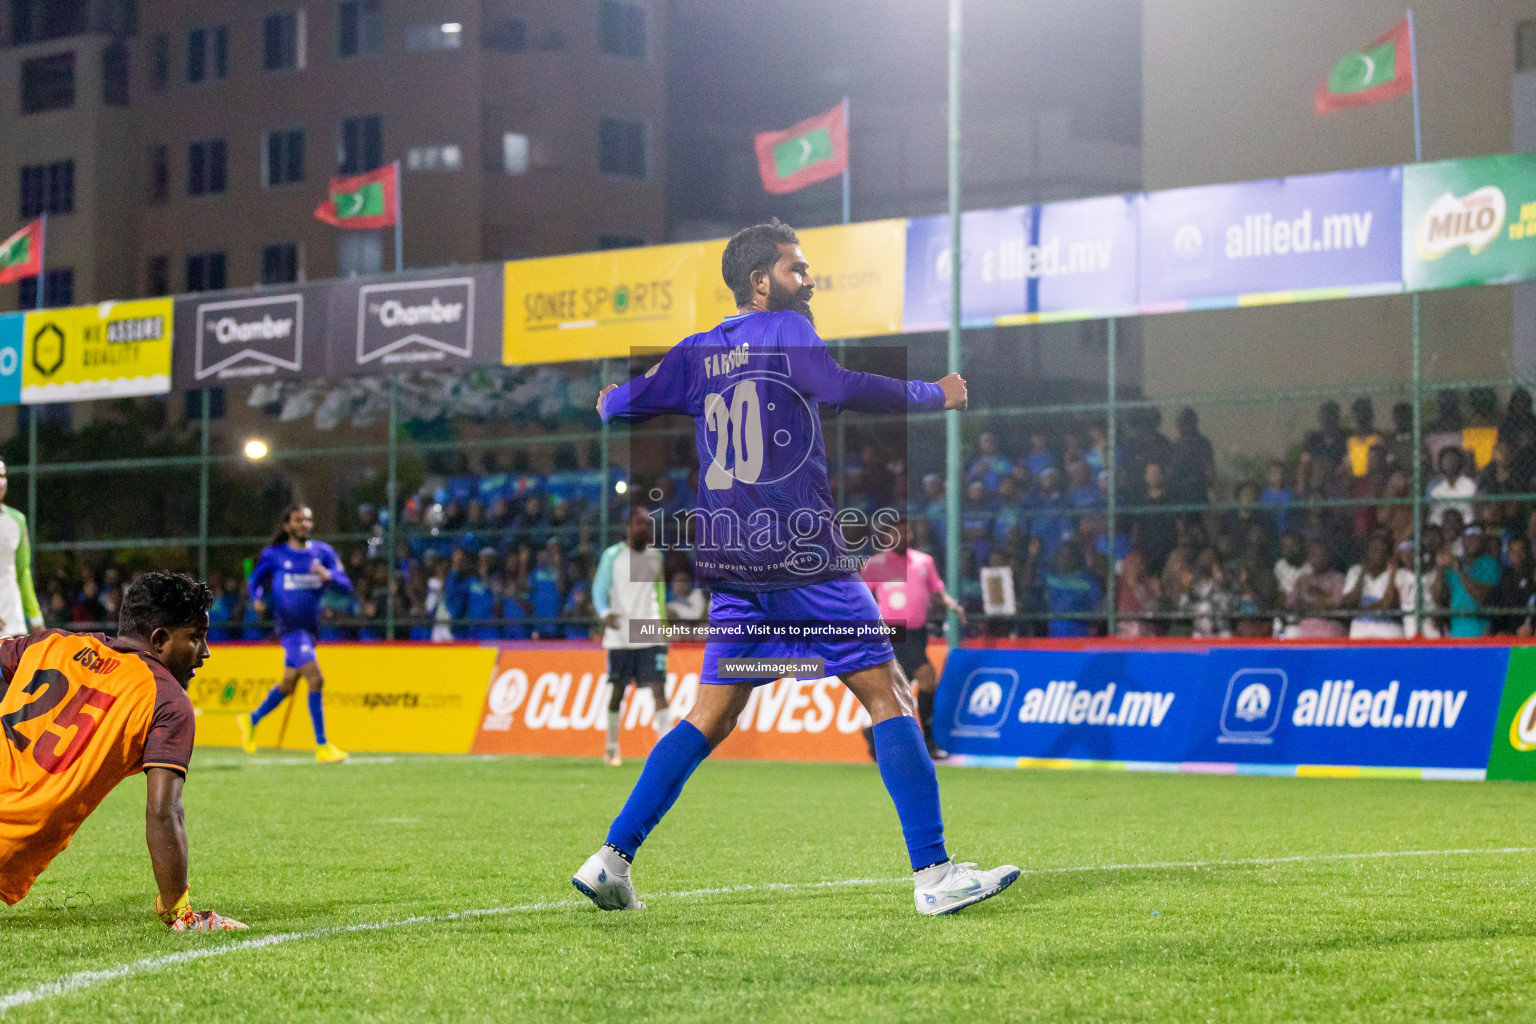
[572,848,645,910]
[913,860,1021,916]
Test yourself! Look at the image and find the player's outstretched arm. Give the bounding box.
[598,344,693,423]
[146,767,246,931]
[779,316,950,414]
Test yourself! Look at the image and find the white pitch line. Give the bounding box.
[3,846,1533,1013]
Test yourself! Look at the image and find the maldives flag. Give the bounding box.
[314,164,397,228]
[0,220,42,285]
[754,103,849,195]
[1315,18,1414,116]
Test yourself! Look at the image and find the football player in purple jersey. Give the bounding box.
[572,221,1019,917]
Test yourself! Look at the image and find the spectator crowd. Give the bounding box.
[924,387,1536,640]
[32,385,1536,644]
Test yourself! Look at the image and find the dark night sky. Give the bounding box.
[666,0,1143,229]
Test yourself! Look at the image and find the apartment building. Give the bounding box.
[1,0,668,308]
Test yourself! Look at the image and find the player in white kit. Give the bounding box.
[0,461,45,638]
[592,505,672,766]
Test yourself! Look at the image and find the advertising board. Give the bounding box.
[935,644,1507,778]
[172,285,330,387]
[1402,153,1536,291]
[21,298,173,402]
[903,195,1139,331]
[1138,166,1403,310]
[190,645,498,754]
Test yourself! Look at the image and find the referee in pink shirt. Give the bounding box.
[862,517,967,758]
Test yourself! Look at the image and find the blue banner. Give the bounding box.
[935,645,1508,772]
[0,314,23,406]
[902,195,1139,331]
[1137,166,1403,309]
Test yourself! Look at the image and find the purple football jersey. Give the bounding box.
[600,310,945,592]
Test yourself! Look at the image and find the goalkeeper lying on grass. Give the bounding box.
[0,572,243,931]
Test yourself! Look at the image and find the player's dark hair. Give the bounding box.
[118,572,212,640]
[271,504,308,545]
[722,219,799,306]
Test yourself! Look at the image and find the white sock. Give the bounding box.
[598,845,631,877]
[605,710,621,752]
[654,705,673,737]
[914,860,952,888]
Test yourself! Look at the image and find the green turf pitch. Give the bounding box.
[3,755,1536,1022]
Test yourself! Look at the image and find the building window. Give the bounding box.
[186,252,227,292]
[151,33,169,90]
[102,42,129,104]
[338,231,382,276]
[338,114,382,173]
[146,255,170,296]
[262,243,299,284]
[264,128,305,186]
[598,234,645,250]
[188,139,228,196]
[149,145,169,203]
[21,52,75,114]
[19,161,74,218]
[404,21,462,51]
[598,117,646,178]
[1520,20,1536,72]
[19,269,74,308]
[338,0,382,57]
[502,132,529,175]
[406,144,461,171]
[187,26,229,82]
[482,16,525,52]
[599,1,646,59]
[263,9,306,71]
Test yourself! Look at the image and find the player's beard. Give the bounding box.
[767,279,815,326]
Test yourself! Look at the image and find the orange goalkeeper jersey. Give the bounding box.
[0,631,194,905]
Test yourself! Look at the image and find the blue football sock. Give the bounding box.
[872,715,948,870]
[308,690,328,746]
[605,720,711,859]
[249,685,287,726]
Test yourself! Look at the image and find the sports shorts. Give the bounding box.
[607,645,667,686]
[891,625,932,679]
[702,575,896,686]
[279,630,319,670]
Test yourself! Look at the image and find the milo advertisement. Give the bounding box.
[1486,647,1536,782]
[1402,152,1536,291]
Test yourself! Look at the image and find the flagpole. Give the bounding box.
[840,96,851,225]
[1407,9,1423,163]
[392,160,403,273]
[34,212,45,310]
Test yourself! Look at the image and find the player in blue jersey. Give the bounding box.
[237,505,353,763]
[572,221,1020,917]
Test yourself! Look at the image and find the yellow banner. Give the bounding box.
[694,220,907,340]
[503,242,704,365]
[189,644,498,754]
[22,298,173,402]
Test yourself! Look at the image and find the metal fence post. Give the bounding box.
[1105,317,1118,636]
[943,0,963,648]
[26,410,37,537]
[1411,293,1424,635]
[599,358,611,550]
[385,377,400,638]
[198,389,210,580]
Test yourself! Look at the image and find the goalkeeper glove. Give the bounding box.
[156,889,248,931]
